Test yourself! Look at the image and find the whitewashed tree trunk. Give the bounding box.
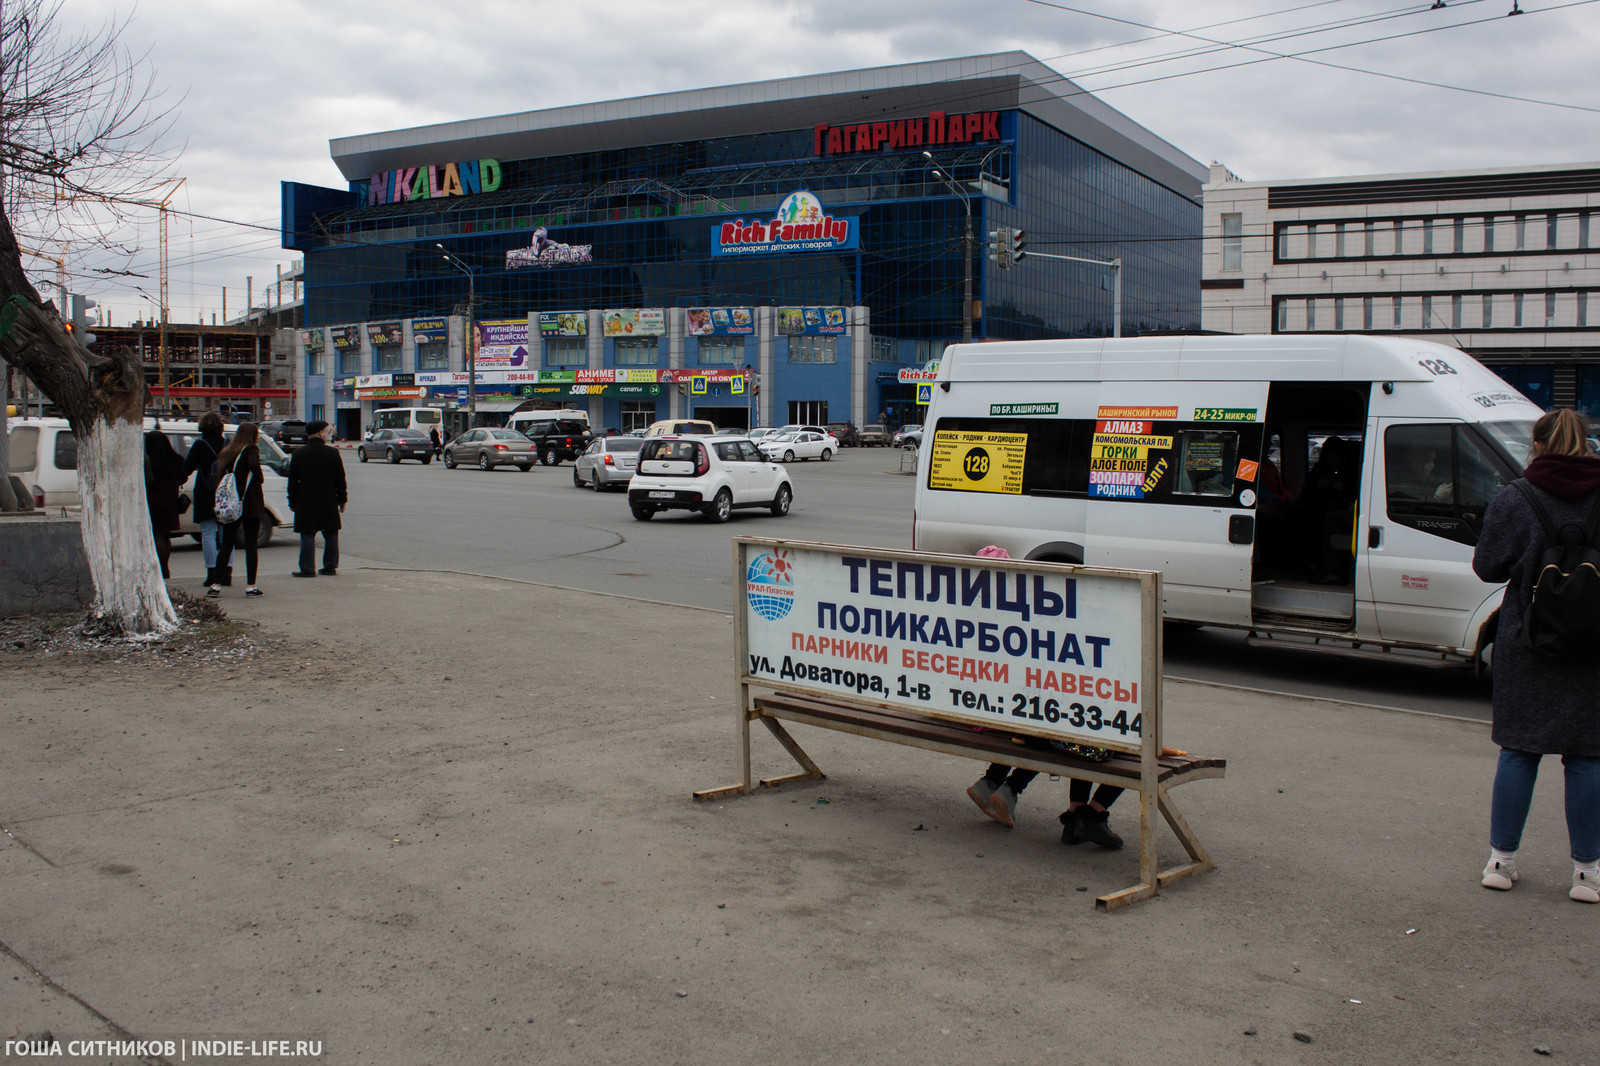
[77,417,177,635]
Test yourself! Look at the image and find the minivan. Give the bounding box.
[911,334,1544,666]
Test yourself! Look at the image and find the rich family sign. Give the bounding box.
[711,190,858,257]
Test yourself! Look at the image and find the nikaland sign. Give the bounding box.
[366,159,502,206]
[711,190,858,257]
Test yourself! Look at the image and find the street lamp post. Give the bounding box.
[437,245,476,426]
[924,152,973,343]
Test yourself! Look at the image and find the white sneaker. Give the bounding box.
[1571,869,1600,904]
[987,784,1018,829]
[1482,857,1519,891]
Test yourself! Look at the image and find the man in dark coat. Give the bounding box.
[286,419,348,577]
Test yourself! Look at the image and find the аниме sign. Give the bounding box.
[736,540,1156,754]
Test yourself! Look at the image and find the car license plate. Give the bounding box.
[649,491,674,499]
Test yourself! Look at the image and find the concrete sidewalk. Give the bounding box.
[1,563,1593,1065]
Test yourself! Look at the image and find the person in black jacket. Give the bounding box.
[211,421,267,597]
[1472,408,1600,904]
[144,427,185,579]
[181,413,228,588]
[287,419,348,577]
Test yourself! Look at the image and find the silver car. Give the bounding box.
[572,436,644,491]
[443,427,538,471]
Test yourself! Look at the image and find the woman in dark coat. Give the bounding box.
[144,427,185,579]
[1472,408,1600,904]
[182,412,228,588]
[211,421,266,598]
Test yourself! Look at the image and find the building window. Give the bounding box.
[1276,300,1288,332]
[338,350,358,376]
[615,338,658,365]
[1279,227,1292,260]
[1304,224,1318,258]
[620,401,654,433]
[1363,222,1375,257]
[1484,218,1495,254]
[1307,298,1317,331]
[307,351,323,376]
[1548,213,1560,249]
[545,338,585,368]
[788,336,837,363]
[788,400,829,424]
[1391,220,1403,255]
[374,346,401,372]
[1451,294,1463,329]
[1482,293,1493,328]
[1514,292,1525,327]
[1221,213,1243,271]
[1546,291,1557,326]
[311,404,325,423]
[1335,298,1346,331]
[872,336,894,363]
[1582,212,1592,249]
[1393,296,1403,329]
[1421,295,1433,328]
[418,343,448,370]
[1334,223,1346,258]
[1453,218,1465,254]
[695,339,742,365]
[1363,296,1374,331]
[1579,292,1589,328]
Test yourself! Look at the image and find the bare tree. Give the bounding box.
[0,0,179,634]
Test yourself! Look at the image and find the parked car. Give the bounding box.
[519,418,594,466]
[359,428,433,464]
[443,427,538,471]
[627,435,793,522]
[746,427,778,442]
[893,426,923,449]
[757,429,837,462]
[572,436,644,491]
[858,423,890,447]
[643,419,717,437]
[826,421,860,447]
[260,419,309,451]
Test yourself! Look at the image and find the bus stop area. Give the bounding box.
[0,566,1593,1064]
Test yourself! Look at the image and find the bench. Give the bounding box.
[695,688,1226,910]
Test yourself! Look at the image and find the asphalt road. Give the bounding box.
[304,444,1492,721]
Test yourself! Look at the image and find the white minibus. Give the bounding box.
[370,406,445,435]
[911,335,1544,666]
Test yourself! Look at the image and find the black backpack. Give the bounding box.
[1510,479,1600,660]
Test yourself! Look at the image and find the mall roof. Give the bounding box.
[329,52,1206,197]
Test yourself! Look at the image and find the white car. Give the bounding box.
[627,434,793,522]
[758,429,837,462]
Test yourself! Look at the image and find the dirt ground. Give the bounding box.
[1,569,1595,1066]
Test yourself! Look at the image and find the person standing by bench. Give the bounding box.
[962,546,1127,848]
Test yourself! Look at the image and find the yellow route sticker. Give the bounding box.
[928,431,1027,494]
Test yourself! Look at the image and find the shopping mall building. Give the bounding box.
[282,52,1206,438]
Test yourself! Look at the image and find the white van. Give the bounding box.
[370,406,445,435]
[911,335,1544,665]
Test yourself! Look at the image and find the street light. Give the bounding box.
[436,244,476,425]
[924,151,974,343]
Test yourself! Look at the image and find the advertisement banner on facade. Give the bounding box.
[776,306,848,336]
[602,309,665,337]
[686,307,756,336]
[411,317,451,345]
[299,329,326,353]
[329,326,362,350]
[473,320,532,369]
[506,228,593,269]
[367,321,403,347]
[711,190,858,258]
[734,539,1152,754]
[538,311,588,337]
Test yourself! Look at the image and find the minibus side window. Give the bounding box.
[1170,431,1238,496]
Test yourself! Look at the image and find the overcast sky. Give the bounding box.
[49,0,1600,328]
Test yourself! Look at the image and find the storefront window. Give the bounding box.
[545,338,585,368]
[614,338,658,365]
[697,339,743,365]
[418,344,448,370]
[374,346,401,372]
[788,337,837,364]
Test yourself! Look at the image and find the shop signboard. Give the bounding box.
[711,190,858,258]
[507,228,593,269]
[777,306,848,336]
[538,311,588,337]
[411,318,450,345]
[812,110,1001,157]
[367,321,403,347]
[299,329,326,353]
[356,386,426,400]
[473,320,532,369]
[602,309,665,337]
[329,326,362,351]
[686,307,755,336]
[658,368,745,383]
[367,158,501,206]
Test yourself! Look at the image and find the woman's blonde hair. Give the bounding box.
[1532,408,1591,458]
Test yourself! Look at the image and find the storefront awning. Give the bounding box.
[471,399,528,413]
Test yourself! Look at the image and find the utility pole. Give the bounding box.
[924,152,974,343]
[438,245,476,425]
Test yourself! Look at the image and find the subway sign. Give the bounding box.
[813,111,1000,156]
[366,159,502,206]
[712,190,858,257]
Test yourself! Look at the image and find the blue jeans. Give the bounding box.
[199,519,220,569]
[1490,748,1600,863]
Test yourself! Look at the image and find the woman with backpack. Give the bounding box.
[209,421,266,599]
[181,413,228,589]
[1473,408,1600,903]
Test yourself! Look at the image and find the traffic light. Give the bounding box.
[67,294,97,348]
[1010,228,1026,264]
[987,227,1012,270]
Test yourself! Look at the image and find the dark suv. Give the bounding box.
[520,419,594,466]
[260,419,308,451]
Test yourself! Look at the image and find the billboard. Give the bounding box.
[776,306,848,336]
[711,190,858,258]
[602,309,665,337]
[410,318,451,345]
[538,311,588,337]
[473,320,532,369]
[686,307,755,336]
